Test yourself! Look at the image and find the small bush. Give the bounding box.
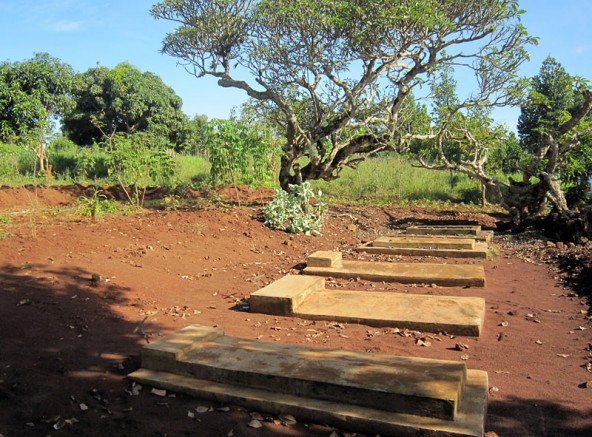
[77,188,119,222]
[49,143,111,181]
[263,182,327,234]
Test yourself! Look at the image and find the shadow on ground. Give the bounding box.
[488,396,592,437]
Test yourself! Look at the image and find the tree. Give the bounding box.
[517,57,592,207]
[0,53,73,174]
[62,62,188,150]
[410,62,513,207]
[151,0,534,190]
[411,57,592,229]
[179,114,209,155]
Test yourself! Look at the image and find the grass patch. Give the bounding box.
[311,154,483,204]
[173,154,210,185]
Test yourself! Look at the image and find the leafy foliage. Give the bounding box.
[206,118,277,186]
[518,57,592,206]
[0,53,73,174]
[179,114,210,155]
[411,56,592,223]
[77,188,119,222]
[0,53,73,141]
[263,182,327,234]
[0,142,36,177]
[62,63,188,150]
[106,132,175,208]
[152,0,534,189]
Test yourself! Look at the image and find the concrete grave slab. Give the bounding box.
[249,274,324,315]
[130,325,488,436]
[372,236,477,250]
[250,275,485,336]
[303,251,486,287]
[406,225,482,236]
[358,241,489,259]
[294,289,485,336]
[405,225,494,243]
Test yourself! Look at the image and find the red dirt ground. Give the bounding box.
[0,185,590,437]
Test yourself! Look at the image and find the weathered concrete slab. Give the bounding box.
[405,226,494,243]
[307,250,343,267]
[406,225,481,236]
[294,289,485,336]
[130,325,488,436]
[138,325,466,419]
[358,241,489,259]
[249,275,485,336]
[373,236,477,250]
[250,275,324,315]
[303,251,485,287]
[141,324,224,365]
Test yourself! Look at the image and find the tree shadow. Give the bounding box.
[382,208,498,231]
[0,262,166,435]
[487,395,592,436]
[554,250,592,308]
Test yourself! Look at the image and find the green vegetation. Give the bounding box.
[0,213,12,239]
[62,62,188,150]
[206,119,278,187]
[76,188,119,222]
[311,154,485,205]
[263,182,327,234]
[173,154,210,185]
[153,0,534,190]
[0,53,73,176]
[1,5,591,238]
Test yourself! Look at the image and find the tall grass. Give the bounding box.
[1,140,499,206]
[0,143,37,183]
[311,154,483,204]
[173,154,210,185]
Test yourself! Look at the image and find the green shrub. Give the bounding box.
[77,188,119,222]
[263,182,327,234]
[49,143,111,181]
[206,119,278,187]
[0,143,36,177]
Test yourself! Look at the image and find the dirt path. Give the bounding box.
[0,187,590,436]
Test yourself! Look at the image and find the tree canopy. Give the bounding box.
[0,52,73,142]
[515,57,592,214]
[410,56,592,225]
[152,0,535,189]
[62,62,188,149]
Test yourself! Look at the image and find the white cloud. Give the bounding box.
[575,45,587,55]
[48,19,83,32]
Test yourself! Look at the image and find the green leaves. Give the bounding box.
[154,0,534,190]
[263,182,327,234]
[62,62,187,149]
[206,118,277,186]
[0,53,73,142]
[106,132,175,208]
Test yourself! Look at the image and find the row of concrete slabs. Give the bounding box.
[130,224,494,436]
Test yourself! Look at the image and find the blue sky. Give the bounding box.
[1,0,591,128]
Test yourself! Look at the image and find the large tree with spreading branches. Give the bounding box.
[151,0,534,190]
[416,57,592,228]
